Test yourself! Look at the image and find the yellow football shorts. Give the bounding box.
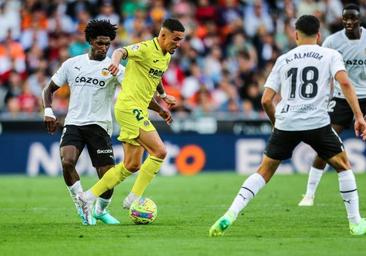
[114,107,156,146]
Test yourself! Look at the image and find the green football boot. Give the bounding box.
[93,208,120,224]
[349,218,366,236]
[209,211,236,237]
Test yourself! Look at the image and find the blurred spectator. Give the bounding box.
[243,0,274,38]
[18,82,39,113]
[27,68,50,98]
[0,30,26,81]
[0,0,21,41]
[96,1,120,25]
[68,32,89,57]
[20,18,49,51]
[0,0,355,119]
[191,86,216,117]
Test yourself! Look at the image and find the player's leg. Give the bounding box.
[300,98,351,206]
[120,143,145,208]
[82,124,122,224]
[209,155,280,237]
[79,125,144,223]
[81,143,144,216]
[209,128,298,237]
[128,129,166,199]
[307,125,365,235]
[91,165,120,224]
[327,152,366,235]
[299,124,344,206]
[59,126,86,224]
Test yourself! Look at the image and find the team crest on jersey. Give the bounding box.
[143,120,150,127]
[131,44,140,51]
[101,68,110,76]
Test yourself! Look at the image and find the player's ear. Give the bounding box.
[316,32,321,44]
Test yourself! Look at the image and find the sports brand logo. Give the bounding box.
[101,68,110,76]
[131,44,140,51]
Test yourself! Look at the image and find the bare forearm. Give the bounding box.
[263,102,276,126]
[156,82,165,96]
[42,82,56,108]
[148,97,163,113]
[112,48,127,64]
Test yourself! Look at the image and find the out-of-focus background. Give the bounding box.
[0,0,365,176]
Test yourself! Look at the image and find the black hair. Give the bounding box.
[85,19,117,43]
[295,15,320,36]
[162,18,185,32]
[343,3,360,13]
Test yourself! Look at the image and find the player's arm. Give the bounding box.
[148,97,173,125]
[335,70,366,139]
[156,82,176,108]
[108,48,128,76]
[261,87,277,126]
[41,80,59,134]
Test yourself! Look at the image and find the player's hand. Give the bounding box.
[162,95,177,108]
[108,63,119,76]
[159,108,173,125]
[44,116,58,134]
[354,117,366,141]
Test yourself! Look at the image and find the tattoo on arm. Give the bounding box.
[42,81,59,108]
[156,82,165,95]
[148,97,163,113]
[120,48,128,59]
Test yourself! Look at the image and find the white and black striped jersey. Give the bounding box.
[323,27,366,99]
[52,54,124,136]
[264,44,345,131]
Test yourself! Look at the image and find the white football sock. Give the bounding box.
[67,180,83,211]
[228,173,266,219]
[95,197,111,215]
[338,170,361,225]
[85,190,97,202]
[304,167,324,198]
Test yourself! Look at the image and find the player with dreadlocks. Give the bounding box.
[42,19,172,225]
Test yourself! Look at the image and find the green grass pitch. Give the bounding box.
[0,173,365,256]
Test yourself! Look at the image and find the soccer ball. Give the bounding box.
[129,197,157,224]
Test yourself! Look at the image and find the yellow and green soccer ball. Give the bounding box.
[129,197,157,224]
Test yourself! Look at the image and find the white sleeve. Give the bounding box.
[116,64,125,84]
[51,60,69,87]
[264,59,281,93]
[321,36,332,48]
[330,51,346,77]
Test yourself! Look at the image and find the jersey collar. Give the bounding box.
[153,37,164,54]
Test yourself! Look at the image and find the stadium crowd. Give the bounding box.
[0,0,363,119]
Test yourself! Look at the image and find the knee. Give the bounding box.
[61,157,76,171]
[151,146,167,160]
[334,160,351,172]
[124,161,141,173]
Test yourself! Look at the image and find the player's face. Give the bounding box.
[90,36,111,60]
[164,30,184,54]
[342,9,360,34]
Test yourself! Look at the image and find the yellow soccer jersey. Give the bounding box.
[115,37,171,111]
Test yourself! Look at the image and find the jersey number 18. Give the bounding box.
[287,66,319,99]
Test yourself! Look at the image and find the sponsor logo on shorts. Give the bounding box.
[97,149,113,154]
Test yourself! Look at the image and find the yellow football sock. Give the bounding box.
[91,162,132,197]
[131,155,163,196]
